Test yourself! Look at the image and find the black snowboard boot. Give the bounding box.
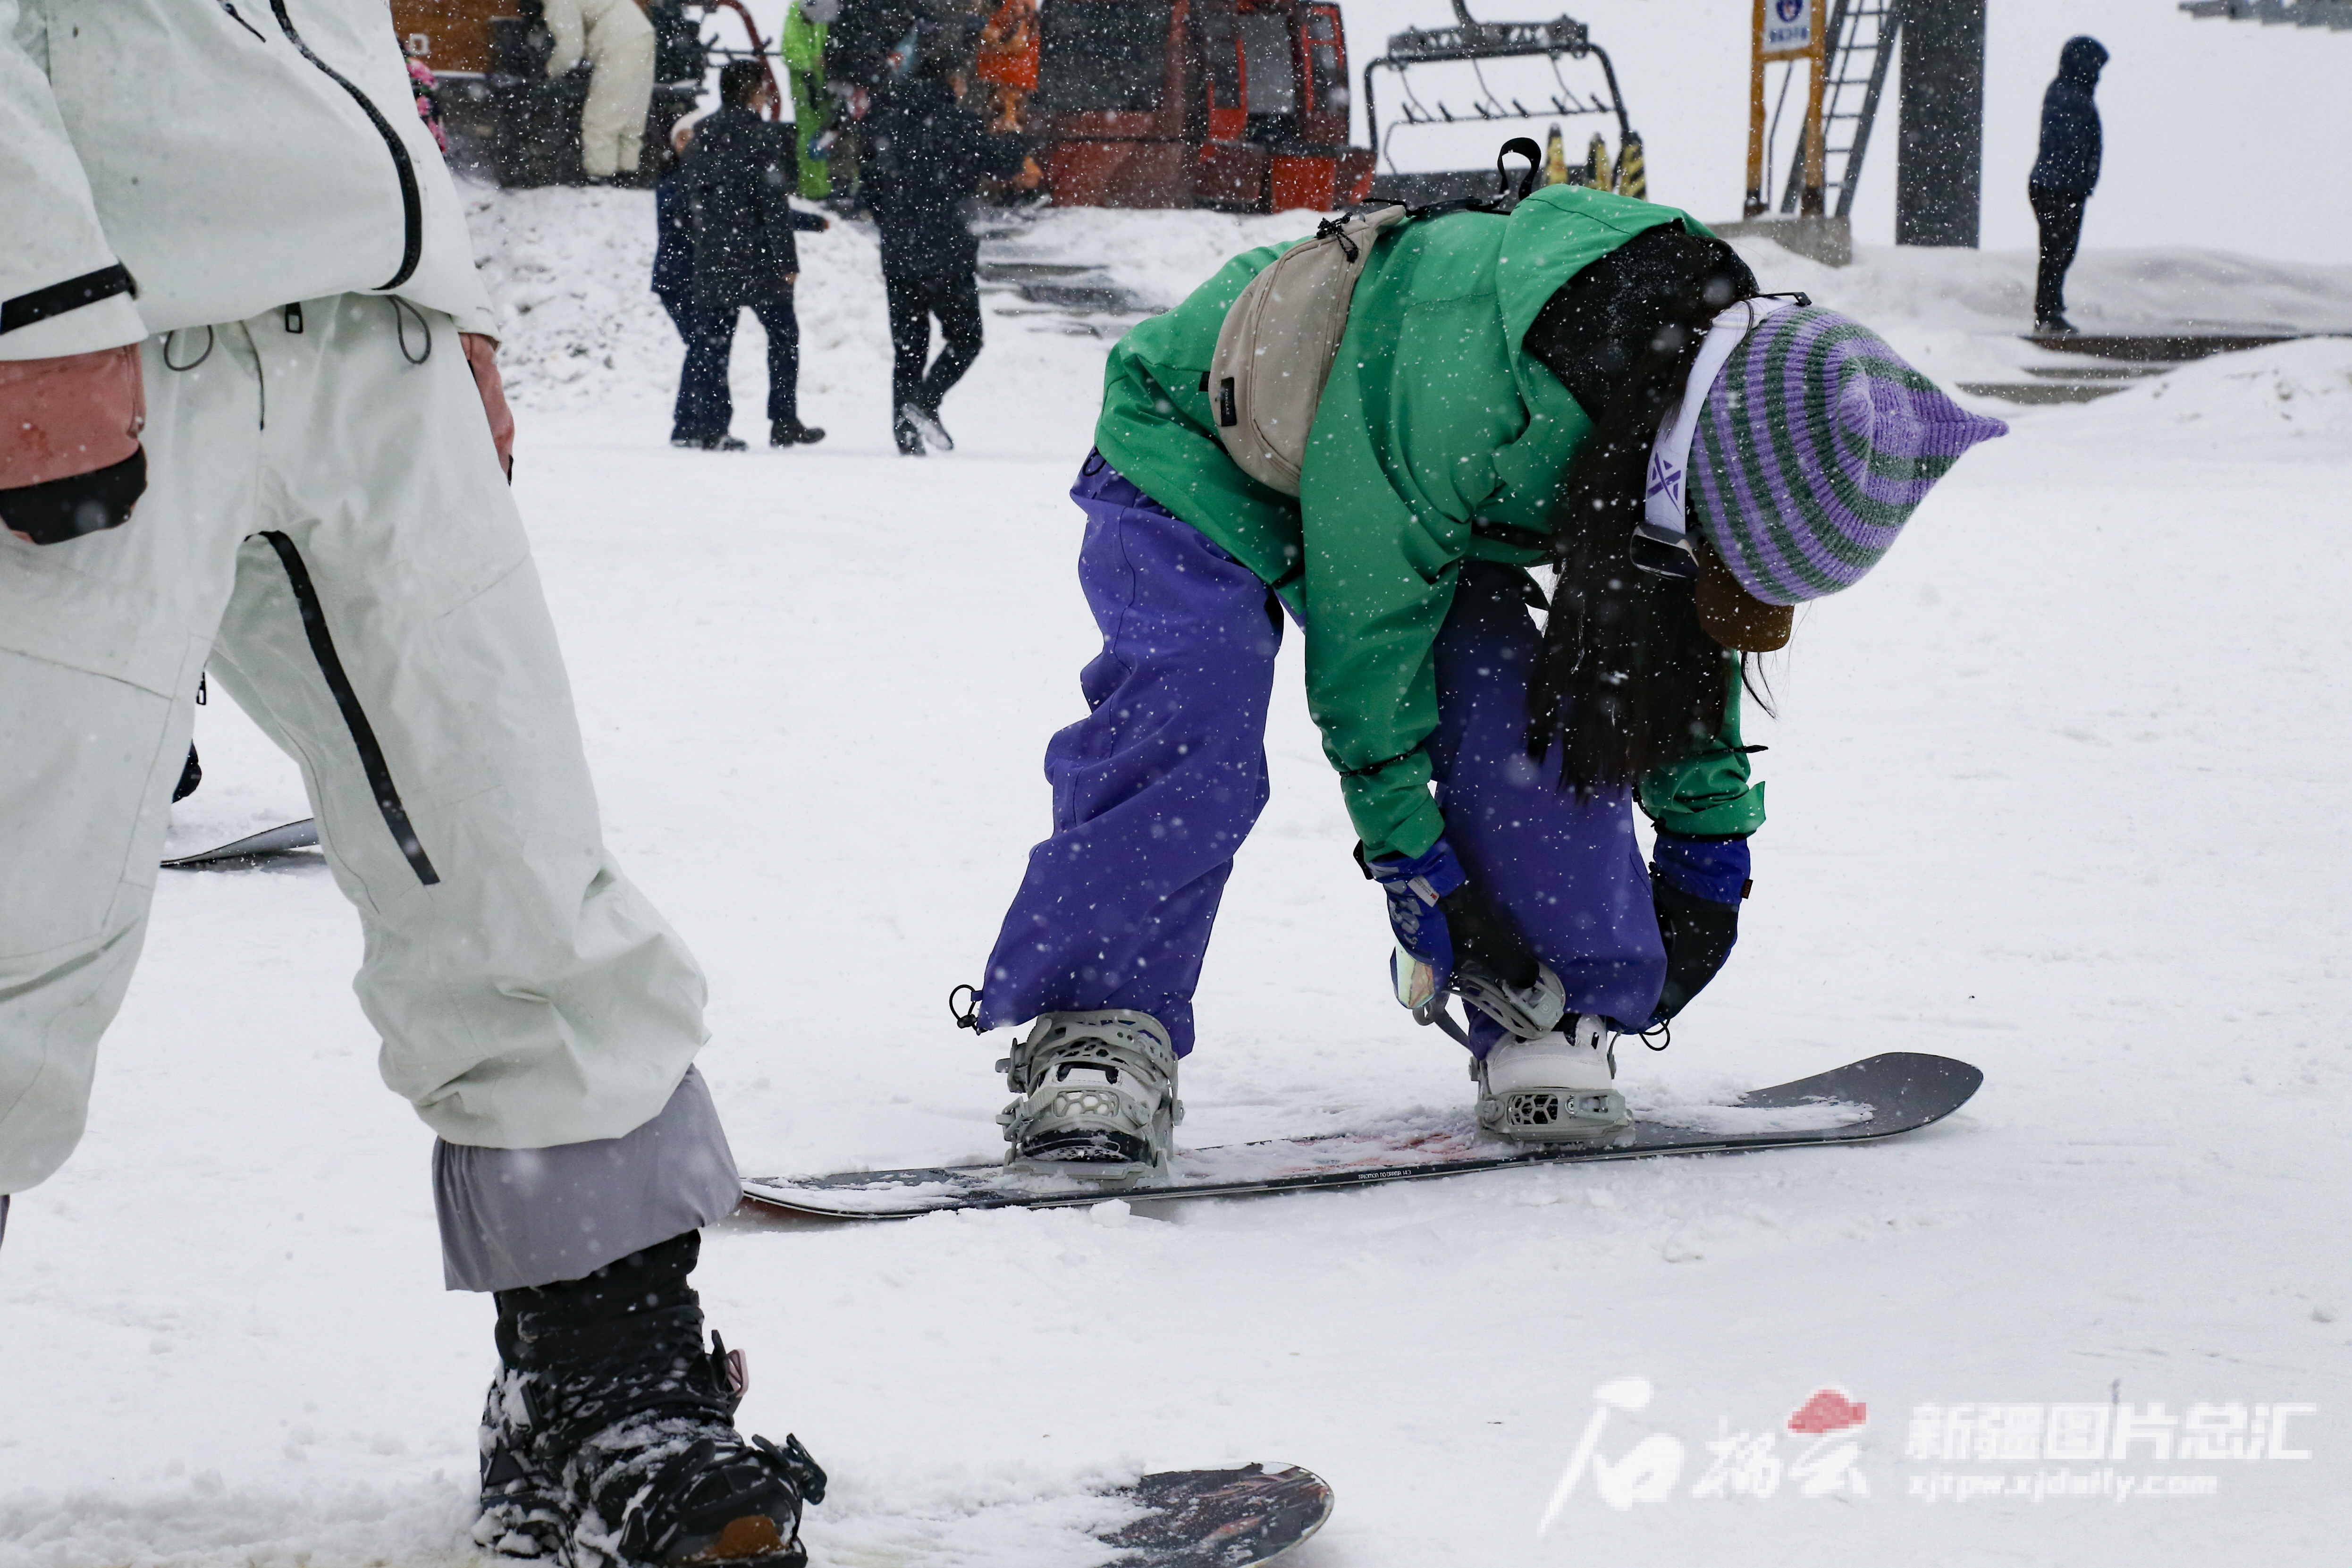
[479,1232,825,1568]
[476,1368,573,1560]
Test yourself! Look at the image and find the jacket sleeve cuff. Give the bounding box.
[1645,780,1767,839]
[1348,789,1446,863]
[446,299,503,340]
[0,294,146,362]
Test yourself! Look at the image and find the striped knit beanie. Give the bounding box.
[1687,307,2007,607]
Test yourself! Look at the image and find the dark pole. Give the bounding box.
[1896,0,1984,246]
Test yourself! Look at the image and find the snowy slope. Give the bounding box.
[4,194,2351,1567]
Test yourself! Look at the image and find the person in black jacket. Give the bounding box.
[674,60,830,449]
[861,50,1030,455]
[2028,36,2108,335]
[651,116,725,446]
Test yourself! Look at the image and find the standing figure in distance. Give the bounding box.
[861,48,1032,455]
[1,7,823,1563]
[2028,36,2108,336]
[961,187,2007,1179]
[542,0,658,182]
[654,114,723,447]
[675,59,830,451]
[781,0,841,201]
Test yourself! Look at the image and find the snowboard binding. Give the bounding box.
[996,1009,1184,1183]
[1393,947,1568,1047]
[1472,1016,1634,1146]
[1396,952,1632,1146]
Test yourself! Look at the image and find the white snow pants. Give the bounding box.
[547,0,657,177]
[0,295,739,1289]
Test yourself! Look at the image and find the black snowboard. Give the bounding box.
[161,818,319,869]
[742,1052,1980,1220]
[1098,1465,1331,1567]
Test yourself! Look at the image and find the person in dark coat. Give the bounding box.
[673,59,830,449]
[652,116,723,445]
[2028,36,2108,335]
[861,50,1030,455]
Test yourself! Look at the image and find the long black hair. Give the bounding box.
[1520,225,1763,795]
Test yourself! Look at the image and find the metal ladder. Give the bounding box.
[1778,0,1902,217]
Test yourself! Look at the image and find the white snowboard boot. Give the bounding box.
[1473,1014,1633,1144]
[997,1010,1183,1181]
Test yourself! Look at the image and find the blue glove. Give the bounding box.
[1362,838,1468,995]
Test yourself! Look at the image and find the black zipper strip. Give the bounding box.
[1,262,137,336]
[269,2,422,291]
[259,531,441,886]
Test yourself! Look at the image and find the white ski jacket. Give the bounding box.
[1,0,497,362]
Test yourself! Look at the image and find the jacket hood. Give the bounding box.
[1491,186,1709,501]
[2059,36,2108,89]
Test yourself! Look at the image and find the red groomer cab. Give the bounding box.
[1039,0,1375,211]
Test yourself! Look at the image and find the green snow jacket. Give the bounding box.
[782,4,832,200]
[1093,186,1764,860]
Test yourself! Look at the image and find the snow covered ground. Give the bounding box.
[7,191,2352,1567]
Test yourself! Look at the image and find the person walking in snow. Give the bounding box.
[653,114,728,447]
[0,8,823,1565]
[655,116,702,338]
[542,0,658,182]
[860,47,1031,455]
[781,0,842,201]
[403,39,450,154]
[2029,36,2108,336]
[957,185,2007,1179]
[673,59,830,450]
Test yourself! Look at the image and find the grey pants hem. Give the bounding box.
[434,1065,742,1291]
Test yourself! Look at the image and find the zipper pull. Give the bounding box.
[283,302,304,334]
[218,1,267,42]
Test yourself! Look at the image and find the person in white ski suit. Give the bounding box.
[0,5,823,1563]
[543,0,658,179]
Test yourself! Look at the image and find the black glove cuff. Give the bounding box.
[1652,877,1741,1023]
[0,447,146,545]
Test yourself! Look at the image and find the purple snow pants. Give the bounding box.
[976,455,1664,1056]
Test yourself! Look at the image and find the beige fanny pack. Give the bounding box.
[1207,203,1410,497]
